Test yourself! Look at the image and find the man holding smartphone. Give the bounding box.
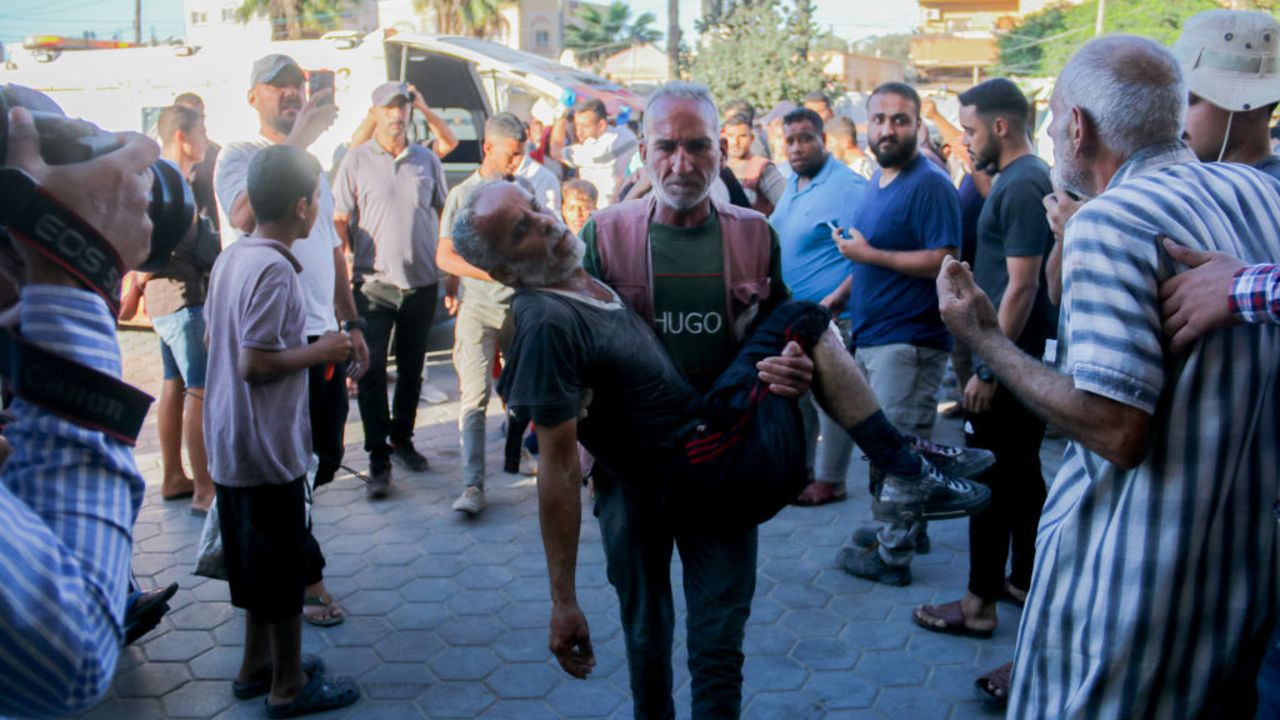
[213,53,368,627]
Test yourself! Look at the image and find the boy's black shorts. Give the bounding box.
[216,476,317,623]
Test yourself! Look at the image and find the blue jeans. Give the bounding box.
[152,305,207,388]
[595,472,756,720]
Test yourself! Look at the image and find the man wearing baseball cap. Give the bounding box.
[213,52,368,631]
[332,82,449,497]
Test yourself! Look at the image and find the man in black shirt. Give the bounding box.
[914,79,1057,641]
[450,179,992,716]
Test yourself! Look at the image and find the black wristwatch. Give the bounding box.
[974,364,995,383]
[343,318,367,333]
[0,167,39,226]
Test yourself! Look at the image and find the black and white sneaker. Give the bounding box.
[390,443,429,473]
[871,460,991,523]
[907,435,996,479]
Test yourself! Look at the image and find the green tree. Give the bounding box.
[997,0,1278,77]
[565,1,663,67]
[412,0,513,38]
[690,0,829,111]
[235,0,354,40]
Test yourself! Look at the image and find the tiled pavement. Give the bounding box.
[83,325,1064,720]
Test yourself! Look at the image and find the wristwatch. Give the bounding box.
[343,318,367,333]
[0,167,39,227]
[974,364,995,383]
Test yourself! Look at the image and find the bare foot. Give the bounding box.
[191,491,214,514]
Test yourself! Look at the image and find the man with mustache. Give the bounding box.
[332,82,448,498]
[833,81,962,587]
[214,53,368,626]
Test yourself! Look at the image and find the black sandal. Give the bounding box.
[264,669,360,718]
[974,661,1013,707]
[232,655,325,700]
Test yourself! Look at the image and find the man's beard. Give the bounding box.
[651,172,714,212]
[792,153,826,179]
[510,228,586,288]
[269,114,296,136]
[871,132,918,168]
[1050,140,1094,199]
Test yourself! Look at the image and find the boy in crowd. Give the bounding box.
[204,144,359,717]
[561,178,598,237]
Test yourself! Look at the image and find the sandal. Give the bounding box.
[974,661,1013,707]
[124,583,178,646]
[793,481,848,506]
[302,592,345,627]
[912,600,995,638]
[264,669,360,718]
[232,654,325,700]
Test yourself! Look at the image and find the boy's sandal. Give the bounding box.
[264,669,360,718]
[912,600,996,638]
[232,654,325,700]
[302,592,345,627]
[974,661,1013,707]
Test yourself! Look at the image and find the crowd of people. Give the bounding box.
[2,6,1280,720]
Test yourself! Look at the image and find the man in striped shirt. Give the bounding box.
[0,102,156,715]
[938,36,1280,718]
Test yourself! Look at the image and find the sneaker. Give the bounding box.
[421,385,449,404]
[517,448,538,476]
[390,443,429,473]
[872,460,991,523]
[907,435,996,478]
[851,526,931,555]
[452,486,485,516]
[836,545,912,586]
[367,461,392,500]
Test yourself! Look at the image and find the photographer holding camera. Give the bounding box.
[0,96,156,716]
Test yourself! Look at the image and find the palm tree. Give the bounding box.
[413,0,512,38]
[565,1,662,67]
[236,0,354,40]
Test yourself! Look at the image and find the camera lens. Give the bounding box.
[138,158,195,273]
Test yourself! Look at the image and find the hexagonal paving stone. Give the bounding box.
[479,699,560,719]
[437,616,506,646]
[455,565,515,591]
[323,553,370,578]
[742,655,808,691]
[428,647,501,681]
[780,608,845,638]
[446,589,511,617]
[341,699,427,719]
[743,623,798,656]
[418,681,498,717]
[484,662,560,700]
[113,661,192,698]
[804,670,879,710]
[318,646,381,677]
[873,685,955,718]
[544,679,626,718]
[354,564,415,591]
[491,627,553,663]
[187,645,244,680]
[79,698,165,720]
[375,629,445,663]
[369,543,423,566]
[855,650,928,686]
[743,691,827,720]
[325,532,381,555]
[166,601,236,632]
[400,577,460,603]
[499,600,552,630]
[840,621,911,651]
[143,630,215,662]
[161,679,235,718]
[343,589,406,616]
[387,601,452,631]
[324,616,394,647]
[907,631,979,666]
[359,661,435,699]
[421,532,476,554]
[791,637,860,671]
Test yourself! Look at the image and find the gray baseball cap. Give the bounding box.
[371,82,413,107]
[249,54,304,89]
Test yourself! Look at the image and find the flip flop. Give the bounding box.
[161,483,195,501]
[124,582,178,646]
[912,600,995,638]
[302,592,345,627]
[264,668,360,718]
[232,655,325,700]
[974,661,1013,707]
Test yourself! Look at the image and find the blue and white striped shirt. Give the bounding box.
[1009,142,1280,719]
[0,286,144,718]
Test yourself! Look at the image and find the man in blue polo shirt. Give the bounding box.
[833,82,961,586]
[333,81,449,498]
[769,107,867,506]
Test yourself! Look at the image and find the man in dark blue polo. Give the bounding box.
[333,81,448,498]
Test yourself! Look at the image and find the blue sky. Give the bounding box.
[0,1,920,48]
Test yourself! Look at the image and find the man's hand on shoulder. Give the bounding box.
[757,340,813,398]
[1159,238,1246,353]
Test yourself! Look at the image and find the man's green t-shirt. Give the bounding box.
[582,213,787,393]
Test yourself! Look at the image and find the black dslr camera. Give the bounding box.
[0,83,196,273]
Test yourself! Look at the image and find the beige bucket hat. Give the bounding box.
[1173,9,1280,112]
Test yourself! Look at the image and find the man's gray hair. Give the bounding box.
[450,180,509,273]
[1056,35,1186,158]
[644,81,720,136]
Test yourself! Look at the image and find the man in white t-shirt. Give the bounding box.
[550,98,636,208]
[213,53,369,627]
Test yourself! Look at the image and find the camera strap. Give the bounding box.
[0,169,124,316]
[0,326,152,445]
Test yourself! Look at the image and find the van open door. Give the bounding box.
[385,40,489,189]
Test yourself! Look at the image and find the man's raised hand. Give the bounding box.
[937,256,1000,347]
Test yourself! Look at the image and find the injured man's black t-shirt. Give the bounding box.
[497,283,706,475]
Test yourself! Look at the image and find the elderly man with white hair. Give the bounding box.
[938,35,1280,718]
